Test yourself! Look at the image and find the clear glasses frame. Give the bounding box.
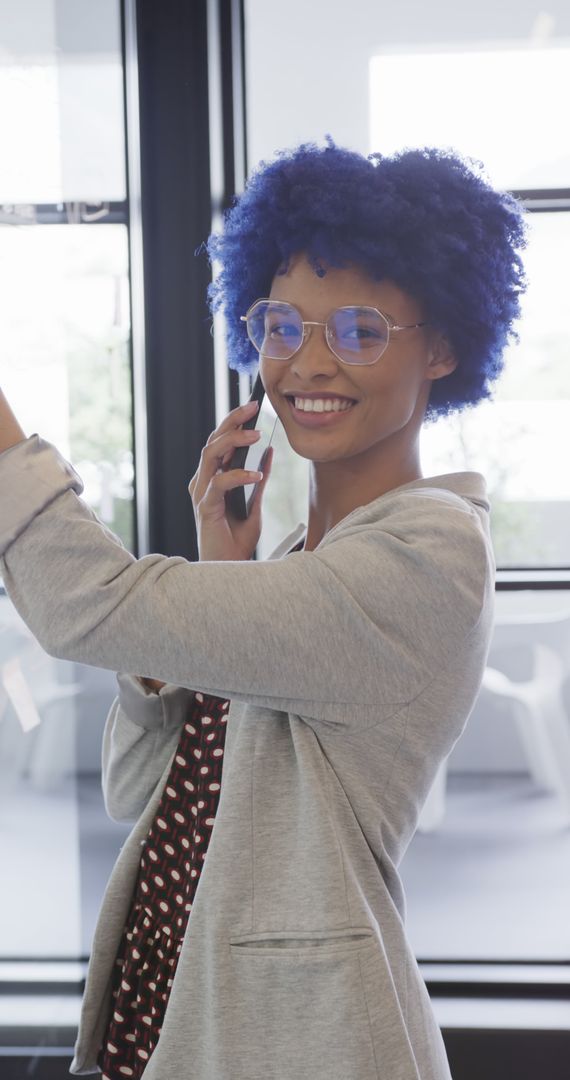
[240,298,430,366]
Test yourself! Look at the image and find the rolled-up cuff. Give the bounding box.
[116,671,195,732]
[0,434,84,556]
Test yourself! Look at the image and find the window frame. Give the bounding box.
[494,189,570,588]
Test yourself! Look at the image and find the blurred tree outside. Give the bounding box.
[67,325,134,551]
[61,228,135,553]
[0,222,135,554]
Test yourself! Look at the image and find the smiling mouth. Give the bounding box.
[285,395,356,414]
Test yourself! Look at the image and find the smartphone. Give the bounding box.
[224,373,277,520]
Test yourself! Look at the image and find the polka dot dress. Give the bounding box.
[97,691,230,1079]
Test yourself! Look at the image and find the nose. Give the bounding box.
[288,322,340,380]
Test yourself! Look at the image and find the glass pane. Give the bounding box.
[0,222,133,960]
[246,0,570,558]
[0,0,130,1013]
[0,595,129,959]
[401,585,570,962]
[0,223,134,555]
[0,0,125,203]
[245,0,570,969]
[421,211,570,569]
[246,0,570,190]
[370,45,570,191]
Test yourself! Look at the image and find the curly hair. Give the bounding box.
[204,136,528,420]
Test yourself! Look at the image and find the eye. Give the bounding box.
[330,308,388,349]
[341,323,382,341]
[266,319,299,339]
[335,321,384,344]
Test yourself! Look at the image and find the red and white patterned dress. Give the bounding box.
[97,690,230,1079]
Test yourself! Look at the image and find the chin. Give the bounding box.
[283,430,356,464]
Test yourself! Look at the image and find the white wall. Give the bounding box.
[245,0,570,172]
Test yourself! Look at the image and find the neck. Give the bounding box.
[303,437,422,552]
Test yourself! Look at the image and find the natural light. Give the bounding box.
[370,43,570,566]
[369,45,570,190]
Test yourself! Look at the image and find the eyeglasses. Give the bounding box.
[240,299,429,367]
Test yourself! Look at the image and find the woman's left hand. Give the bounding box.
[188,400,273,561]
[0,389,28,453]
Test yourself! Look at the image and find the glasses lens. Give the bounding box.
[247,301,303,359]
[327,307,389,365]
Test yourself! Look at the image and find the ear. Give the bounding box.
[425,329,457,381]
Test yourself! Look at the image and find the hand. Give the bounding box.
[0,388,28,453]
[138,676,166,693]
[188,399,273,561]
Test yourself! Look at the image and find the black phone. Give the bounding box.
[224,373,275,520]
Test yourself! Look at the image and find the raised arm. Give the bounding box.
[1,436,491,726]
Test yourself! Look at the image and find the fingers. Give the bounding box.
[189,398,266,515]
[231,447,272,538]
[189,425,261,501]
[212,467,263,494]
[210,426,262,464]
[205,399,259,447]
[200,467,264,519]
[247,445,274,516]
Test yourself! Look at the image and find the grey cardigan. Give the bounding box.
[0,435,495,1080]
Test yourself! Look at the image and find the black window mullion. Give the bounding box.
[127,0,216,562]
[216,0,248,410]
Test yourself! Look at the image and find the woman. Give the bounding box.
[0,139,527,1079]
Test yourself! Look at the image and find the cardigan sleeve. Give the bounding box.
[101,673,195,823]
[0,436,492,725]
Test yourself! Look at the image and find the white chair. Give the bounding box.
[417,607,570,832]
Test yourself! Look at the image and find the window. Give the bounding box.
[369,43,570,571]
[0,0,132,973]
[245,0,570,970]
[0,0,132,554]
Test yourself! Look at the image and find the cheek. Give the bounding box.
[367,356,426,402]
[358,368,426,434]
[259,359,285,407]
[259,357,273,389]
[360,369,408,408]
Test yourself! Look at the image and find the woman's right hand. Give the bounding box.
[188,398,273,562]
[134,402,273,695]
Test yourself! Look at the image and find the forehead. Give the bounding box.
[268,253,420,321]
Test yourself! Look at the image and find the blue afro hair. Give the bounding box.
[204,136,528,420]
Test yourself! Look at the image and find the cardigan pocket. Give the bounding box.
[229,925,376,954]
[228,928,379,1080]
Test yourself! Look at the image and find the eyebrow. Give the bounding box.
[268,298,398,323]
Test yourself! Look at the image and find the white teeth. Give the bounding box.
[293,397,353,413]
